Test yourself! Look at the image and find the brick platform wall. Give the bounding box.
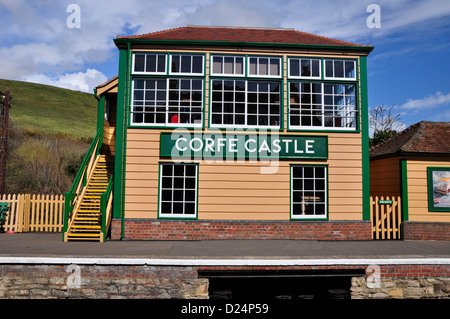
[111,219,372,241]
[403,222,450,240]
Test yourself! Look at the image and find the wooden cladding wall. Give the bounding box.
[370,157,401,197]
[406,157,450,223]
[124,129,363,221]
[122,49,365,223]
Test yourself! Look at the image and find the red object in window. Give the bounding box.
[171,115,180,123]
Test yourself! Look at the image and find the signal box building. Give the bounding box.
[63,26,375,241]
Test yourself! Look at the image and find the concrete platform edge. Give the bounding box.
[1,256,449,266]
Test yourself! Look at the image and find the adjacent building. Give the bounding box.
[370,121,450,240]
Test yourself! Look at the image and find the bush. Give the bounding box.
[5,122,90,195]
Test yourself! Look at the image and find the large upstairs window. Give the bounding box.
[288,57,358,131]
[131,78,203,127]
[130,53,205,127]
[289,82,356,130]
[209,54,282,129]
[210,79,281,128]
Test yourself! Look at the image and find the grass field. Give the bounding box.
[0,79,97,140]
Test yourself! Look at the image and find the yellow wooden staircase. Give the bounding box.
[65,155,114,241]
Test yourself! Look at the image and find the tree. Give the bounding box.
[369,105,403,148]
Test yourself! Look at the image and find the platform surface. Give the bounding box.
[1,233,449,262]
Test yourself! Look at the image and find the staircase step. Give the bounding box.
[70,230,101,234]
[68,233,100,238]
[75,221,99,225]
[72,225,101,229]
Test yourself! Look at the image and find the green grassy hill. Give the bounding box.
[0,79,97,140]
[0,79,99,194]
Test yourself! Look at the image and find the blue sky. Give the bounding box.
[0,0,449,131]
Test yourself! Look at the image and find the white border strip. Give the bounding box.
[1,257,449,266]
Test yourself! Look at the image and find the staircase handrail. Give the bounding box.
[100,173,114,242]
[63,129,102,236]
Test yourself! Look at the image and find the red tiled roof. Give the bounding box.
[370,121,450,158]
[116,25,372,48]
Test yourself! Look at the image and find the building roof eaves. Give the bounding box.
[369,121,450,158]
[114,38,374,52]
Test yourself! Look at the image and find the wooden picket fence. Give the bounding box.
[370,195,402,240]
[0,194,65,233]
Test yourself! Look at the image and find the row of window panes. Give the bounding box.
[289,82,357,129]
[213,56,355,79]
[212,55,281,77]
[133,53,283,78]
[131,78,356,129]
[289,58,355,80]
[133,53,204,75]
[133,53,356,80]
[159,163,327,219]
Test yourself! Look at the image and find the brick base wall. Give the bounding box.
[111,219,372,241]
[403,222,450,240]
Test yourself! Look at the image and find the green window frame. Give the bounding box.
[324,59,356,80]
[130,77,203,127]
[169,54,205,76]
[158,162,199,219]
[427,167,450,212]
[132,53,167,75]
[248,56,282,78]
[289,82,357,131]
[290,164,328,220]
[129,52,206,129]
[288,57,321,79]
[210,55,245,77]
[287,57,359,132]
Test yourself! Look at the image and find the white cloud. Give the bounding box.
[397,91,450,110]
[24,69,108,93]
